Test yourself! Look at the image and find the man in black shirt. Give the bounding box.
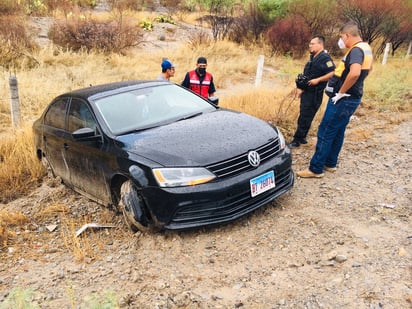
[181,57,216,99]
[290,35,335,148]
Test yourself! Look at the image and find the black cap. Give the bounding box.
[197,57,207,64]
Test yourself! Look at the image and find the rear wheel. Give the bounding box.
[119,180,154,233]
[41,155,61,187]
[41,155,53,176]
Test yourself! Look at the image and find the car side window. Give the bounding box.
[44,98,68,129]
[68,99,98,133]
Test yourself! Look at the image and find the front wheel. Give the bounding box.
[119,180,155,233]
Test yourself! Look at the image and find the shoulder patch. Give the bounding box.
[326,61,334,67]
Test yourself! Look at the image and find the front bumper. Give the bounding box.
[142,153,294,230]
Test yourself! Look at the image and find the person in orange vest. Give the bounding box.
[181,57,216,99]
[297,21,373,178]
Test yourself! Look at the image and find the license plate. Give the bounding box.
[250,170,276,197]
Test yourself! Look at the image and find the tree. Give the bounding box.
[228,0,268,44]
[379,1,412,55]
[200,0,236,40]
[339,0,408,45]
[258,0,289,23]
[288,0,339,38]
[267,0,340,56]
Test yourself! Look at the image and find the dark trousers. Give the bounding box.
[293,89,323,141]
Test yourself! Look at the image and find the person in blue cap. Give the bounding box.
[158,59,175,81]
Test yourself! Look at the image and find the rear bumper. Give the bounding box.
[141,152,294,230]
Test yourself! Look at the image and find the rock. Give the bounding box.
[335,255,347,263]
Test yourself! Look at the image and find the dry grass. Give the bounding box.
[61,217,94,262]
[0,210,28,249]
[365,57,412,112]
[36,203,70,217]
[60,211,116,262]
[0,125,44,203]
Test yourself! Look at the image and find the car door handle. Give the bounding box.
[63,143,69,150]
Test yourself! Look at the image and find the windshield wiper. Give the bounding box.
[177,112,203,122]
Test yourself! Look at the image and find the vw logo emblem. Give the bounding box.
[248,151,260,167]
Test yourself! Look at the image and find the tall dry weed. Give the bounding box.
[0,125,44,202]
[0,15,38,70]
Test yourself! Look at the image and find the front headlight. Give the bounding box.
[153,167,216,187]
[277,128,286,150]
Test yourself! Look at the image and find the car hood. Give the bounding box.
[115,110,278,166]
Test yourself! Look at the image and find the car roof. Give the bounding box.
[58,80,170,101]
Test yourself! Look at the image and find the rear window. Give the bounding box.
[44,98,68,129]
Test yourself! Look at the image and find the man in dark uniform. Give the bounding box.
[289,35,335,148]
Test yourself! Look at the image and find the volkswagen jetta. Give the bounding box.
[33,80,294,232]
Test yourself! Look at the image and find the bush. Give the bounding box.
[267,15,311,58]
[24,0,48,15]
[48,16,143,53]
[155,15,175,24]
[0,0,23,15]
[108,0,156,11]
[0,16,38,70]
[186,29,213,49]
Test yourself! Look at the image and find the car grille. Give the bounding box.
[206,138,281,178]
[167,168,293,229]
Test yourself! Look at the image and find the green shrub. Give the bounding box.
[0,288,40,309]
[155,15,175,24]
[139,19,154,31]
[24,0,48,15]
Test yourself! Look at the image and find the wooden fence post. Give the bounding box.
[382,43,391,65]
[9,75,21,127]
[255,55,264,87]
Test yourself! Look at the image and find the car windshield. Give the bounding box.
[93,84,216,135]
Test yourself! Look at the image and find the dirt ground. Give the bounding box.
[1,11,411,309]
[1,108,411,309]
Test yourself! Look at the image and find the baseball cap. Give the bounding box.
[197,57,207,64]
[161,59,174,70]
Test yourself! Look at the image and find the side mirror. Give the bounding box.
[72,128,98,140]
[208,96,219,106]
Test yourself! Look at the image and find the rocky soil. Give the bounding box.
[0,109,411,308]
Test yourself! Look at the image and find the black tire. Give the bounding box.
[119,180,154,233]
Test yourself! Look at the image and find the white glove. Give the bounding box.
[331,93,350,104]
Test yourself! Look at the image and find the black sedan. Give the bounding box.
[33,80,294,232]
